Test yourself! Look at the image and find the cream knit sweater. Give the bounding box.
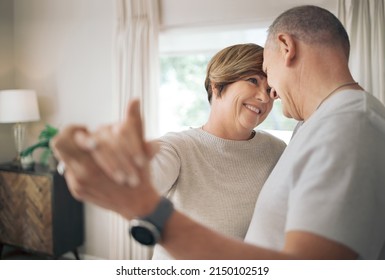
[150,128,286,259]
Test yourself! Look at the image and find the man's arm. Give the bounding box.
[158,210,357,259]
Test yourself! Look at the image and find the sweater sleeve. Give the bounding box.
[150,139,181,195]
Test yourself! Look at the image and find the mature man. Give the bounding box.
[52,5,385,259]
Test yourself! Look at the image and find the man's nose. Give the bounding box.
[269,88,279,100]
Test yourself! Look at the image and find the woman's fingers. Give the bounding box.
[50,102,162,219]
[71,99,152,187]
[73,127,140,187]
[122,99,147,168]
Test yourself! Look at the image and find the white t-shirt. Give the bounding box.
[245,90,385,259]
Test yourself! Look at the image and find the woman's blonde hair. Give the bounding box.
[205,43,265,103]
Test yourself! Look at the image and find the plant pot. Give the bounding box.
[20,154,34,170]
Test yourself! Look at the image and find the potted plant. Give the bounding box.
[20,124,59,170]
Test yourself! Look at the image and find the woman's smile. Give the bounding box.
[244,103,262,114]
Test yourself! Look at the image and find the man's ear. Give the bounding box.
[277,33,296,66]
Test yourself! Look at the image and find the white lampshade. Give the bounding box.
[0,89,40,123]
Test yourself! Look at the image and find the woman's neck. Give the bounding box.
[202,121,255,141]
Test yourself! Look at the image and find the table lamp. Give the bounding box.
[0,89,40,165]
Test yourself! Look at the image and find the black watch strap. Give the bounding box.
[130,197,174,245]
[146,197,174,232]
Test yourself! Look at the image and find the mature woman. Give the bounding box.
[150,43,286,259]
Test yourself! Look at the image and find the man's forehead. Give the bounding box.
[262,48,268,73]
[262,61,266,74]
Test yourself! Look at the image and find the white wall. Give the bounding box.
[0,0,16,161]
[1,0,338,259]
[160,0,337,30]
[159,0,337,58]
[0,0,14,88]
[13,0,116,137]
[12,0,116,259]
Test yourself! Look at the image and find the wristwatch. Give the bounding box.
[129,197,174,246]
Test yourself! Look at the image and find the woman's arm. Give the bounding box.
[151,140,181,194]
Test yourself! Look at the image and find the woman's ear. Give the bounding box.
[211,83,218,96]
[277,33,296,66]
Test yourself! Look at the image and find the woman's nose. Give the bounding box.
[255,88,271,103]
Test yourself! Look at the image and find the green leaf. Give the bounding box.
[20,139,50,157]
[38,124,59,141]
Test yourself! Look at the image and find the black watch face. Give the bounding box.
[131,226,157,246]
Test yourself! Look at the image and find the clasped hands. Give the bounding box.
[51,99,161,219]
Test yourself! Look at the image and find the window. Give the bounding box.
[159,27,297,143]
[160,53,212,133]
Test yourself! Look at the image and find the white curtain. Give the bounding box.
[337,0,385,104]
[109,0,160,260]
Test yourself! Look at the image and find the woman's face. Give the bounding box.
[215,74,274,131]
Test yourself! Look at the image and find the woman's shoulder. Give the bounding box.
[158,127,202,145]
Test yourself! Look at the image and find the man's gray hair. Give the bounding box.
[267,5,350,58]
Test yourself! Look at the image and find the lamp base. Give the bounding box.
[13,123,26,155]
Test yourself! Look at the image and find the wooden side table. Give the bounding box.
[0,164,84,259]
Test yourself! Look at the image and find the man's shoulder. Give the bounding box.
[326,90,384,115]
[310,91,384,128]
